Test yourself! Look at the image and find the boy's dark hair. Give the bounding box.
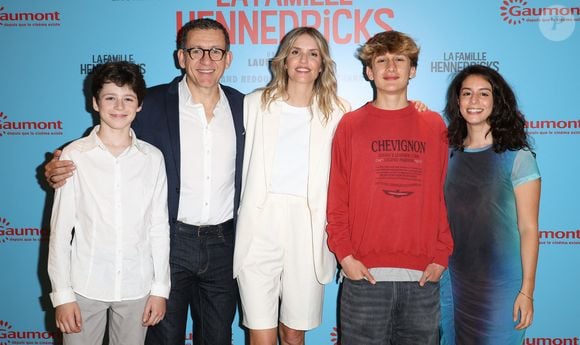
[91,61,146,105]
[177,18,230,51]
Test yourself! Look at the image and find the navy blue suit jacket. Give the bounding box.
[132,76,245,233]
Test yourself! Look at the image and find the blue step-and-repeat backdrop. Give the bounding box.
[1,0,579,344]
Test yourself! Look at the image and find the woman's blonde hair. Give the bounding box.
[261,26,345,123]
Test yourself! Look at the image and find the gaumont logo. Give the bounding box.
[525,336,579,345]
[0,111,63,138]
[500,0,579,25]
[0,216,48,244]
[0,319,11,345]
[539,229,580,245]
[0,218,10,243]
[330,326,339,344]
[525,119,580,135]
[0,6,61,27]
[499,0,578,41]
[0,320,61,345]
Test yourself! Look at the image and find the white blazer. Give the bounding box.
[233,90,350,284]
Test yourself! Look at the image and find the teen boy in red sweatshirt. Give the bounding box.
[326,31,453,345]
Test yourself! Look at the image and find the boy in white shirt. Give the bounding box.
[47,61,170,345]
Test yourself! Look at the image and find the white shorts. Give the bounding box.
[237,193,324,330]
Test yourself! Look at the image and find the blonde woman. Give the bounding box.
[233,27,349,345]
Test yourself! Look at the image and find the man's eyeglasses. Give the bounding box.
[183,47,227,61]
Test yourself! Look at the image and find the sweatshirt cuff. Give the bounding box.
[50,288,76,307]
[333,244,354,264]
[432,251,450,268]
[150,282,171,299]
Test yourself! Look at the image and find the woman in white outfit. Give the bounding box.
[233,27,350,345]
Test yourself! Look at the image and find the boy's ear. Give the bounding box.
[365,65,374,81]
[92,97,99,112]
[409,66,417,79]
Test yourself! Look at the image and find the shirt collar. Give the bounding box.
[80,125,148,155]
[178,75,228,116]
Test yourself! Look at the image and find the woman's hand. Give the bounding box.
[514,292,534,329]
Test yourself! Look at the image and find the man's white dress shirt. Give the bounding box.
[177,76,236,226]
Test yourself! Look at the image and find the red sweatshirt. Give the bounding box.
[326,102,453,271]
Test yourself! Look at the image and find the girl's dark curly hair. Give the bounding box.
[444,65,531,152]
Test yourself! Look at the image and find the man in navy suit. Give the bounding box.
[46,18,244,345]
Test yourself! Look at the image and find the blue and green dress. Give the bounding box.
[440,146,540,345]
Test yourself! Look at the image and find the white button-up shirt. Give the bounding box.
[48,126,170,307]
[177,77,236,226]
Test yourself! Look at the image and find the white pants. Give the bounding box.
[237,193,324,330]
[63,294,148,345]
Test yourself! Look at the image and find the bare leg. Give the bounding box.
[279,323,305,345]
[249,328,278,345]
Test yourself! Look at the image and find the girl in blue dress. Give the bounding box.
[440,65,541,345]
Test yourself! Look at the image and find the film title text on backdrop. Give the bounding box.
[176,0,393,44]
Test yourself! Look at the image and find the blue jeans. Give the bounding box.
[145,220,237,345]
[340,279,440,345]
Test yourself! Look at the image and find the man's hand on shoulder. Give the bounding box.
[411,100,429,112]
[45,149,75,189]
